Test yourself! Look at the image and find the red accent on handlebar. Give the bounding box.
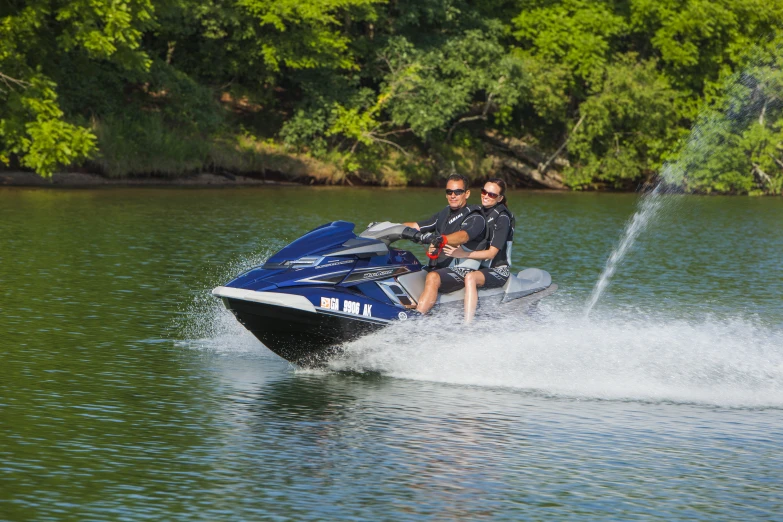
[426,238,447,260]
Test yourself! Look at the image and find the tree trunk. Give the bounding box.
[480,130,567,190]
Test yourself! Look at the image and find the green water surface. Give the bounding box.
[1,187,782,520]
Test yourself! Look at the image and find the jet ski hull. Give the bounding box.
[220,293,387,365]
[219,284,557,366]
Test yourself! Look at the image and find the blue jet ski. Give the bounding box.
[213,221,556,365]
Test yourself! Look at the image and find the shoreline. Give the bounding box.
[0,171,305,187]
[2,171,776,196]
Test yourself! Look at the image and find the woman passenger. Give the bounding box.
[443,179,513,323]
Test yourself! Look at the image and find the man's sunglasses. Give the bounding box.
[481,189,500,199]
[445,189,466,196]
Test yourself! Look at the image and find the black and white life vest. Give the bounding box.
[435,204,486,270]
[479,203,515,268]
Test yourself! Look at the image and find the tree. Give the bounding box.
[0,0,154,176]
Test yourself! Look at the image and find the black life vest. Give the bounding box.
[433,204,485,267]
[434,204,485,250]
[481,203,515,268]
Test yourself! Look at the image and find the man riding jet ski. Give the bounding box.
[400,173,487,315]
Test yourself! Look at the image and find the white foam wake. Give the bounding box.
[329,309,783,408]
[180,246,783,408]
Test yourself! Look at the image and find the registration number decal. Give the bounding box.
[320,297,373,317]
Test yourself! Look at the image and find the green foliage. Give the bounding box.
[144,60,224,134]
[664,54,783,195]
[629,0,783,94]
[54,0,155,69]
[92,111,209,177]
[380,29,526,138]
[1,0,782,193]
[0,0,154,176]
[278,26,526,173]
[512,0,626,87]
[565,56,681,189]
[0,75,96,176]
[430,129,495,182]
[237,0,381,71]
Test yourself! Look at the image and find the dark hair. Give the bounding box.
[446,173,469,190]
[486,178,508,205]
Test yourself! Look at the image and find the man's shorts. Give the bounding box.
[431,266,475,294]
[476,265,511,289]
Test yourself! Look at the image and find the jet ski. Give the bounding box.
[213,221,556,365]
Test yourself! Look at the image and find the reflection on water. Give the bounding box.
[1,187,782,520]
[203,360,783,520]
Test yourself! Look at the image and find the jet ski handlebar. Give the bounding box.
[359,222,423,246]
[360,222,446,253]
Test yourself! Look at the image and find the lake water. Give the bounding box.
[1,187,782,520]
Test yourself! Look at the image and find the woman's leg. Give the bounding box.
[463,270,486,324]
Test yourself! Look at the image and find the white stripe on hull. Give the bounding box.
[212,286,316,313]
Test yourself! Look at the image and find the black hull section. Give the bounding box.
[224,298,386,365]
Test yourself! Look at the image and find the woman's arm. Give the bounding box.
[443,245,499,260]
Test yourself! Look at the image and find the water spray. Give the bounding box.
[583,63,777,315]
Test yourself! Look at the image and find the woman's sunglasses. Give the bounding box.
[445,189,466,196]
[481,189,500,199]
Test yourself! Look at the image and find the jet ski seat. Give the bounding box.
[396,268,552,306]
